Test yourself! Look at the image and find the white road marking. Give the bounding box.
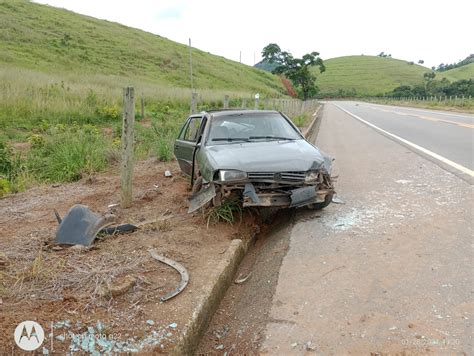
[333,103,474,178]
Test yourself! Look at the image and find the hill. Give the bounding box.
[254,60,279,73]
[439,63,474,82]
[0,1,283,98]
[313,55,430,96]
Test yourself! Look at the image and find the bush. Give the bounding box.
[28,134,45,149]
[0,142,12,177]
[292,114,309,128]
[0,177,10,197]
[97,105,120,121]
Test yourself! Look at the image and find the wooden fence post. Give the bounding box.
[121,87,135,208]
[190,92,197,114]
[224,95,229,109]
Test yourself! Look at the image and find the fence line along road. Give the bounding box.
[189,93,320,118]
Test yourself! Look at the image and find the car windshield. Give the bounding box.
[207,112,301,144]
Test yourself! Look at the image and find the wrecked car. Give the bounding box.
[173,109,334,212]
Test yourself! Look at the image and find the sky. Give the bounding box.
[33,0,473,69]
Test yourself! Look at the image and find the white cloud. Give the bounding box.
[33,0,473,68]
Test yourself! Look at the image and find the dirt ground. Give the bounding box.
[0,159,257,354]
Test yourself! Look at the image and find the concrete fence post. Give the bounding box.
[242,98,247,109]
[224,95,229,109]
[121,87,135,208]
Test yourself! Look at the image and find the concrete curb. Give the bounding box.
[171,236,255,355]
[302,105,322,138]
[171,105,323,354]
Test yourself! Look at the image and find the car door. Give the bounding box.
[174,115,202,176]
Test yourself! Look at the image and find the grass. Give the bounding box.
[315,55,432,96]
[205,199,242,227]
[0,1,283,96]
[292,113,312,129]
[0,1,293,194]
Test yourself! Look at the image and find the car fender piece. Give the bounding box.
[188,182,216,213]
[54,204,115,246]
[148,249,189,302]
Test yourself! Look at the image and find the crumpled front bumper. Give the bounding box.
[188,181,333,213]
[242,183,330,208]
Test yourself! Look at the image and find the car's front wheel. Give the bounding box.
[307,191,333,210]
[191,176,203,194]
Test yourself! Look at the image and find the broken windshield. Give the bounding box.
[207,113,301,144]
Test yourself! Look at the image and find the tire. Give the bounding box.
[307,191,333,210]
[191,176,203,195]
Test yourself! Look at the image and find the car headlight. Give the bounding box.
[305,171,320,183]
[219,170,247,181]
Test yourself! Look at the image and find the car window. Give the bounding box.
[178,118,190,140]
[184,117,202,141]
[179,116,202,142]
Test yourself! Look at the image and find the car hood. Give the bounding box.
[204,139,332,174]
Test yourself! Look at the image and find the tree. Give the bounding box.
[261,43,282,63]
[423,71,436,82]
[423,71,436,92]
[391,85,413,97]
[418,59,424,64]
[261,44,325,100]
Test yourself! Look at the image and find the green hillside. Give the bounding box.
[0,1,283,100]
[314,55,429,96]
[439,63,474,81]
[0,1,290,193]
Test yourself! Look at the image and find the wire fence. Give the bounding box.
[367,95,473,108]
[190,93,320,118]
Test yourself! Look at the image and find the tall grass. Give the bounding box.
[28,128,109,182]
[0,66,260,136]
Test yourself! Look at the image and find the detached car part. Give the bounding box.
[148,249,189,302]
[54,205,137,246]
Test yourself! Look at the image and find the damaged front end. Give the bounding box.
[237,169,333,208]
[189,167,334,212]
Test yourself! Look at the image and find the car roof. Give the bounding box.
[203,109,281,118]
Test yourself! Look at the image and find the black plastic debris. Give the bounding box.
[54,205,116,246]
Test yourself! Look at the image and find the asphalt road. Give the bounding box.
[333,101,474,175]
[261,103,472,354]
[199,103,473,354]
